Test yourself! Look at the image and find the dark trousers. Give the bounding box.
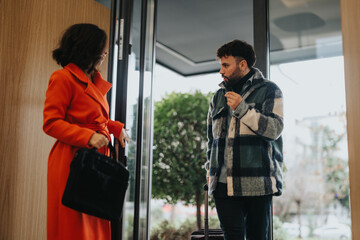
[213,183,272,240]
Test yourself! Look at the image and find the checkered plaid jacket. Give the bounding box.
[207,68,284,197]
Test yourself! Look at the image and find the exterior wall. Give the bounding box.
[341,0,360,239]
[0,0,110,239]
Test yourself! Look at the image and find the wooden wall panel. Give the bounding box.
[0,0,110,239]
[340,0,360,239]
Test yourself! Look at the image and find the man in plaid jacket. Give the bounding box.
[207,40,284,240]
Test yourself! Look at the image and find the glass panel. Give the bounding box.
[123,0,141,239]
[122,0,156,239]
[139,0,156,239]
[269,1,351,240]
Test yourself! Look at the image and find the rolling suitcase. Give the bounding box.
[190,162,224,240]
[190,229,224,239]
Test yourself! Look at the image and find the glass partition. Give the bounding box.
[139,0,156,239]
[269,1,350,239]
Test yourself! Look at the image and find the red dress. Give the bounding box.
[43,63,124,240]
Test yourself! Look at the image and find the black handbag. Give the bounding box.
[62,143,129,221]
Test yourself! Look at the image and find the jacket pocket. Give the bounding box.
[232,136,271,177]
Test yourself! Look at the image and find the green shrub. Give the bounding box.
[273,215,287,240]
[151,216,286,240]
[150,220,193,240]
[150,216,220,240]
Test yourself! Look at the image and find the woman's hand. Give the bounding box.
[88,133,109,149]
[119,128,129,148]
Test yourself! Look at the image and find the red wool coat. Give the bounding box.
[43,63,124,240]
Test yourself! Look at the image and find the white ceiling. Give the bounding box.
[96,0,342,76]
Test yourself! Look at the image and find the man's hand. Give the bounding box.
[224,91,242,110]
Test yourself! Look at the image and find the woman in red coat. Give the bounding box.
[43,23,128,240]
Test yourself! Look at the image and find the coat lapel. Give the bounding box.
[64,64,112,114]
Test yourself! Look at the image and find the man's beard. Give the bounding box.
[222,67,242,86]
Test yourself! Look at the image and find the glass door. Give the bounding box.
[107,0,156,239]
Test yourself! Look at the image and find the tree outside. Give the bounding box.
[274,113,350,239]
[152,91,212,230]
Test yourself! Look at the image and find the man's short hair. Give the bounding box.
[217,40,256,67]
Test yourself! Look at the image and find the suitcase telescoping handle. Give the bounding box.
[204,183,209,240]
[204,161,210,240]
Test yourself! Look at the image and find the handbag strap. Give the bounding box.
[107,142,117,160]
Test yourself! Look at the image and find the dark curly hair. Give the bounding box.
[217,40,256,67]
[52,23,107,73]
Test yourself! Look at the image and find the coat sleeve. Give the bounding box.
[43,72,95,147]
[107,120,124,139]
[233,83,284,140]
